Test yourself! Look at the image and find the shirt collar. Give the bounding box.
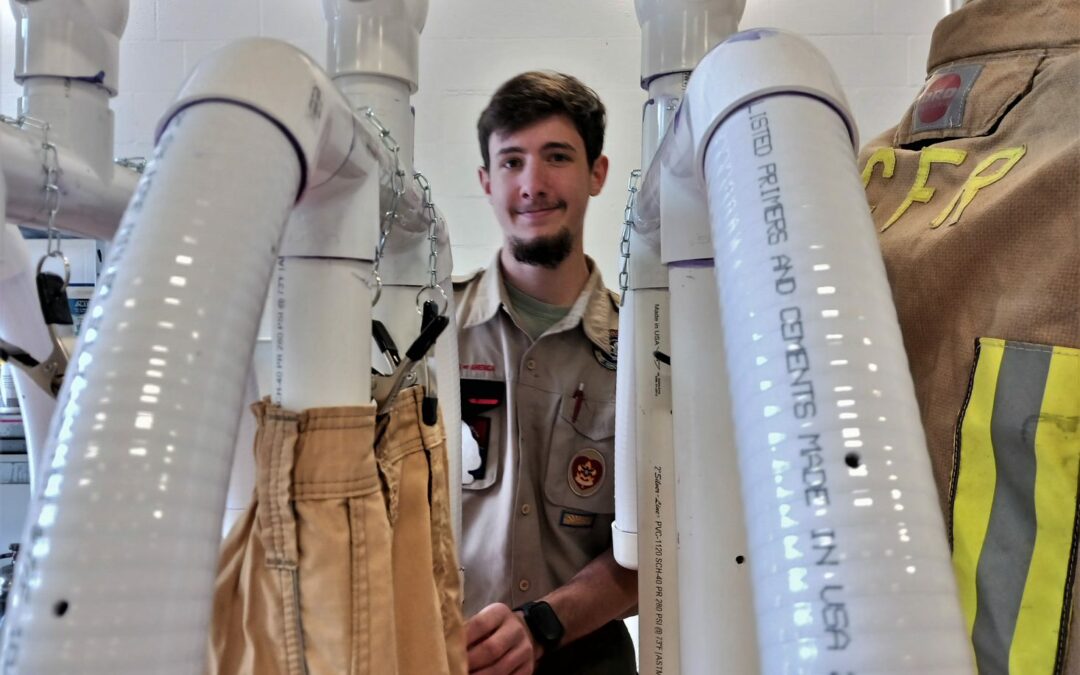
[460,249,617,352]
[927,0,1080,71]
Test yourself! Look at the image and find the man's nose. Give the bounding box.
[519,162,549,200]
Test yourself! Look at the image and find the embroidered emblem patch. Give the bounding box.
[568,448,605,497]
[461,418,490,484]
[911,63,983,134]
[593,329,618,371]
[560,510,597,528]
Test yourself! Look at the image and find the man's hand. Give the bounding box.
[466,603,539,675]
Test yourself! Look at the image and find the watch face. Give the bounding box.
[528,602,564,644]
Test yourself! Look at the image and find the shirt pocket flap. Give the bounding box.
[557,393,616,441]
[894,54,1041,148]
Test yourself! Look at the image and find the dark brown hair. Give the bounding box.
[477,71,606,169]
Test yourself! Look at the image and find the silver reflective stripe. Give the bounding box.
[972,342,1053,673]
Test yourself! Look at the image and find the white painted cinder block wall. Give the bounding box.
[0,0,947,283]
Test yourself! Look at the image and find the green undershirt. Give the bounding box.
[505,281,573,341]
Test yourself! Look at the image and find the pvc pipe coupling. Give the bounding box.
[9,0,129,95]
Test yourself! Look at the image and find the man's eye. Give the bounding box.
[550,153,572,163]
[501,158,522,169]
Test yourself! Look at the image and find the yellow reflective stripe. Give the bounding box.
[1010,345,1080,675]
[952,337,1005,635]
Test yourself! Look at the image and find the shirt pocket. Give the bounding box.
[460,378,505,491]
[543,392,617,515]
[950,338,1080,675]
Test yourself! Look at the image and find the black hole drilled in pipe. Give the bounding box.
[53,600,69,617]
[845,452,862,469]
[735,555,746,565]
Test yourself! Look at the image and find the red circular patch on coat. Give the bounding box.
[568,449,605,497]
[918,73,962,124]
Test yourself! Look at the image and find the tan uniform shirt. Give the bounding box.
[860,2,1079,672]
[454,254,620,618]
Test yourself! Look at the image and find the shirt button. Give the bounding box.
[526,359,536,370]
[520,503,531,515]
[519,579,530,592]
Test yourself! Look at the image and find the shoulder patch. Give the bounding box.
[911,63,983,134]
[593,329,618,371]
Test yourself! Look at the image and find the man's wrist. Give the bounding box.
[513,609,544,661]
[515,600,565,656]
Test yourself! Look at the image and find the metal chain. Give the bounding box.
[359,107,407,306]
[115,156,148,174]
[4,114,71,286]
[617,169,642,305]
[411,171,448,315]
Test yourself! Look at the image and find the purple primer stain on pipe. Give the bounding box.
[725,28,779,43]
[668,258,715,268]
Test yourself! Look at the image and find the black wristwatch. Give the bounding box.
[517,600,565,652]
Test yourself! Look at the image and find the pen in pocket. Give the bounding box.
[571,382,585,423]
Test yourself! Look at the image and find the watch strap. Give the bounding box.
[517,600,564,651]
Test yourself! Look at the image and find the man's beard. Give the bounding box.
[509,227,573,269]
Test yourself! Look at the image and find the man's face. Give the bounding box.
[479,114,608,267]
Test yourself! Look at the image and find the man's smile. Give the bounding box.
[514,201,566,221]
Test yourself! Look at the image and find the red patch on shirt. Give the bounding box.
[918,72,962,124]
[568,448,605,497]
[461,363,496,373]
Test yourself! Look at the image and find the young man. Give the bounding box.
[861,0,1079,672]
[454,72,638,675]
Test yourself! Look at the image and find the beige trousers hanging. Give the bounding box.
[207,387,466,675]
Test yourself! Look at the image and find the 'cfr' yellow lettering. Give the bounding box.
[861,148,895,188]
[930,146,1027,228]
[881,147,967,231]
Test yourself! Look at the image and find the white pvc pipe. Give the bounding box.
[8,0,128,98]
[4,0,134,239]
[325,0,462,547]
[618,70,684,571]
[433,281,463,545]
[704,93,971,672]
[274,257,373,409]
[322,0,428,95]
[669,263,759,674]
[634,0,743,86]
[621,286,681,675]
[325,0,429,235]
[335,74,416,175]
[0,103,301,674]
[0,123,138,240]
[0,225,55,494]
[17,79,116,179]
[623,67,687,675]
[612,295,638,570]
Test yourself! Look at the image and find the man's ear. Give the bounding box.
[589,155,610,196]
[478,166,492,197]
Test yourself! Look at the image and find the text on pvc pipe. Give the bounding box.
[747,103,850,654]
